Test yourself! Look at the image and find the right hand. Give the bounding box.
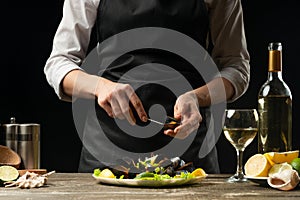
[95,78,148,125]
[164,91,202,139]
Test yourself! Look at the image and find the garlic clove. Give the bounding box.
[267,169,300,191]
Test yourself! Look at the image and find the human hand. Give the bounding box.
[164,91,202,139]
[95,78,148,125]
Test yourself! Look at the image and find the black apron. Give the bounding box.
[78,0,220,174]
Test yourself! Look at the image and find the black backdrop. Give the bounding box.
[1,0,300,173]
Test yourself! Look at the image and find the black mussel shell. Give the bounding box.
[165,166,176,176]
[163,116,181,130]
[169,157,183,169]
[108,165,130,178]
[177,162,195,172]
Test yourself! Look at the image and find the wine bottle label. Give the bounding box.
[268,50,282,72]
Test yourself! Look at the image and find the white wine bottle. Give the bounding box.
[258,42,292,153]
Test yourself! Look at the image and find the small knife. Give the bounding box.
[148,116,181,130]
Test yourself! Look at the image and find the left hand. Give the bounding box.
[164,91,202,139]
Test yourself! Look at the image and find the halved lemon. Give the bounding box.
[244,154,271,177]
[264,150,299,164]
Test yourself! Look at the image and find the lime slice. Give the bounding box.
[290,158,300,174]
[0,166,19,182]
[268,162,293,177]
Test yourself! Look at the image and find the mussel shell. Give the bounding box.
[165,166,176,177]
[108,165,130,178]
[164,116,181,130]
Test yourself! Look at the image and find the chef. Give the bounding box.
[44,0,250,173]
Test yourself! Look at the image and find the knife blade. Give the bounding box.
[147,118,164,126]
[148,116,181,129]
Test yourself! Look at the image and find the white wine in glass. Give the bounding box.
[223,109,259,183]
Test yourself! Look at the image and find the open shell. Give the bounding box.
[0,145,21,169]
[267,169,300,191]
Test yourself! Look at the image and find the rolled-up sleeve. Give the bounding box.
[44,0,99,101]
[207,0,250,102]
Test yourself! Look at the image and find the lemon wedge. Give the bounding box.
[263,153,276,166]
[264,150,299,164]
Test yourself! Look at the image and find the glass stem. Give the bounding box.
[236,149,244,178]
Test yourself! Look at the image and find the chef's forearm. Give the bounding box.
[193,77,234,107]
[61,70,100,99]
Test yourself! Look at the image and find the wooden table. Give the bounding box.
[0,173,299,200]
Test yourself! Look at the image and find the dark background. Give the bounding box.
[1,0,299,173]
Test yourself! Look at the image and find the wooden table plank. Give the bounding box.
[0,173,299,200]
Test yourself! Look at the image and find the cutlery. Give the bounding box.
[148,116,181,129]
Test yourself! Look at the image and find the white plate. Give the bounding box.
[93,174,207,187]
[245,176,268,186]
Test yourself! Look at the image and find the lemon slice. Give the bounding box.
[264,150,299,164]
[268,162,293,177]
[191,168,207,177]
[99,168,115,178]
[244,154,271,177]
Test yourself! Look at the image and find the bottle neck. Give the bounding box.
[268,49,283,81]
[268,50,282,71]
[267,71,283,81]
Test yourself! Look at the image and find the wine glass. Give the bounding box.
[223,109,259,183]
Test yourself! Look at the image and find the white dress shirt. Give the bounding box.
[44,0,250,102]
